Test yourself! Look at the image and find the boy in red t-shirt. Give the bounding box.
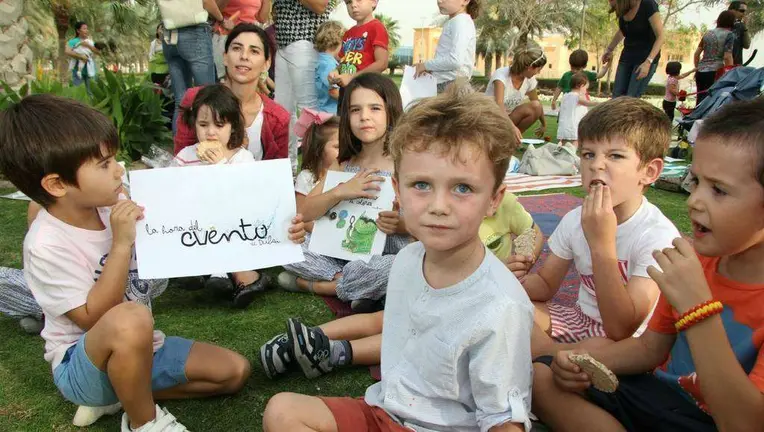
[531,98,764,431]
[330,0,389,89]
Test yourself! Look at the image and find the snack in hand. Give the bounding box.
[513,227,537,258]
[196,140,222,158]
[568,353,619,393]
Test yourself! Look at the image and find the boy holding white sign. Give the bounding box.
[0,95,251,432]
[263,84,533,432]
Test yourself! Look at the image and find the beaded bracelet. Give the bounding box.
[675,300,723,332]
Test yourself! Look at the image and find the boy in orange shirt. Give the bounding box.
[532,98,764,431]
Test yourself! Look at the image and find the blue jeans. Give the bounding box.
[162,24,216,134]
[612,58,658,98]
[72,69,92,95]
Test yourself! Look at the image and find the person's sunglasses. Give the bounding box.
[531,53,546,67]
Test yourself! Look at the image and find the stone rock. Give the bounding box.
[0,0,24,27]
[11,53,28,74]
[0,33,18,60]
[4,70,20,86]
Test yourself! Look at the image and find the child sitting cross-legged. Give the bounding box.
[263,84,534,432]
[277,73,410,311]
[0,95,255,431]
[532,97,764,432]
[171,84,310,308]
[523,97,681,357]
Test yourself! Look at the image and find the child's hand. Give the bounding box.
[335,168,384,200]
[288,214,307,245]
[200,147,226,164]
[328,70,340,82]
[507,255,534,280]
[647,238,712,314]
[377,200,402,235]
[581,185,617,250]
[336,74,353,87]
[110,199,144,249]
[414,62,428,78]
[534,124,547,139]
[550,350,592,393]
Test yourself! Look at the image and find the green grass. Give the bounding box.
[0,118,690,430]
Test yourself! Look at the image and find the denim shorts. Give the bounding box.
[53,334,194,407]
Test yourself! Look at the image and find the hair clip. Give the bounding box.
[294,108,335,140]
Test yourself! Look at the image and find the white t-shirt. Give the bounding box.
[294,169,317,195]
[424,13,476,84]
[172,144,256,166]
[547,197,680,331]
[556,92,588,141]
[485,67,537,113]
[365,242,533,432]
[24,208,166,371]
[246,110,265,161]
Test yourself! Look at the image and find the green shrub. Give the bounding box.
[1,69,172,163]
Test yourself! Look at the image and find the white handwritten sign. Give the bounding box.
[309,170,395,263]
[130,159,304,279]
[400,65,437,111]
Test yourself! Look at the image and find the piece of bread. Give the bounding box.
[513,227,537,258]
[197,140,222,158]
[568,353,619,393]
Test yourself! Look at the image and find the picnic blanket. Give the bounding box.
[503,173,582,193]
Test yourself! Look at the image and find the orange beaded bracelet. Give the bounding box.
[675,300,723,332]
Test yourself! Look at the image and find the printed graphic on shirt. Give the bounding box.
[339,32,369,75]
[654,307,757,413]
[94,252,152,309]
[580,259,629,297]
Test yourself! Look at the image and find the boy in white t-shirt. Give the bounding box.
[0,95,255,432]
[556,72,599,147]
[522,97,680,356]
[263,86,533,431]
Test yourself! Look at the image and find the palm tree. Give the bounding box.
[0,0,34,89]
[375,13,401,51]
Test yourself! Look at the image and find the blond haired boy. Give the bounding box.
[523,97,680,355]
[314,20,345,113]
[263,86,533,431]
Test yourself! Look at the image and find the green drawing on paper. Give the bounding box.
[341,213,377,254]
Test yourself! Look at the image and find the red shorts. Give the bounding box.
[320,397,411,432]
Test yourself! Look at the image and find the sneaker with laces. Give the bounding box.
[287,318,333,379]
[72,403,122,427]
[121,405,189,432]
[259,333,293,379]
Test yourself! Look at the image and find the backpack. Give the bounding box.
[518,143,580,176]
[159,0,208,30]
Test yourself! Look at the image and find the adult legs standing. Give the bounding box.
[163,24,216,134]
[275,40,318,174]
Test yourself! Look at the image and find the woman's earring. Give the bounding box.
[260,71,267,82]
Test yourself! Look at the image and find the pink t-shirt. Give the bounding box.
[664,76,678,102]
[23,207,165,372]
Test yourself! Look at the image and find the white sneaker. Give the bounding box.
[121,405,189,432]
[72,403,122,427]
[277,271,302,293]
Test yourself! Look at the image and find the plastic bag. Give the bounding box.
[141,145,175,169]
[518,143,580,176]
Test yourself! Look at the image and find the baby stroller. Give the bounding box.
[673,66,764,153]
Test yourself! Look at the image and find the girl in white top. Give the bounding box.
[485,44,548,141]
[293,112,340,232]
[414,0,480,93]
[556,72,599,147]
[172,84,255,166]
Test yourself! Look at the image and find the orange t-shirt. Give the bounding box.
[648,255,764,412]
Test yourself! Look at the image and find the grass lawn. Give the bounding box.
[0,117,691,431]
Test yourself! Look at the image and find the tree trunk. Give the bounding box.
[0,0,34,90]
[53,4,71,83]
[484,52,493,78]
[496,52,503,69]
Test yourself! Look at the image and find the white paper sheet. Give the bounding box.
[130,159,304,279]
[400,65,437,111]
[309,170,395,263]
